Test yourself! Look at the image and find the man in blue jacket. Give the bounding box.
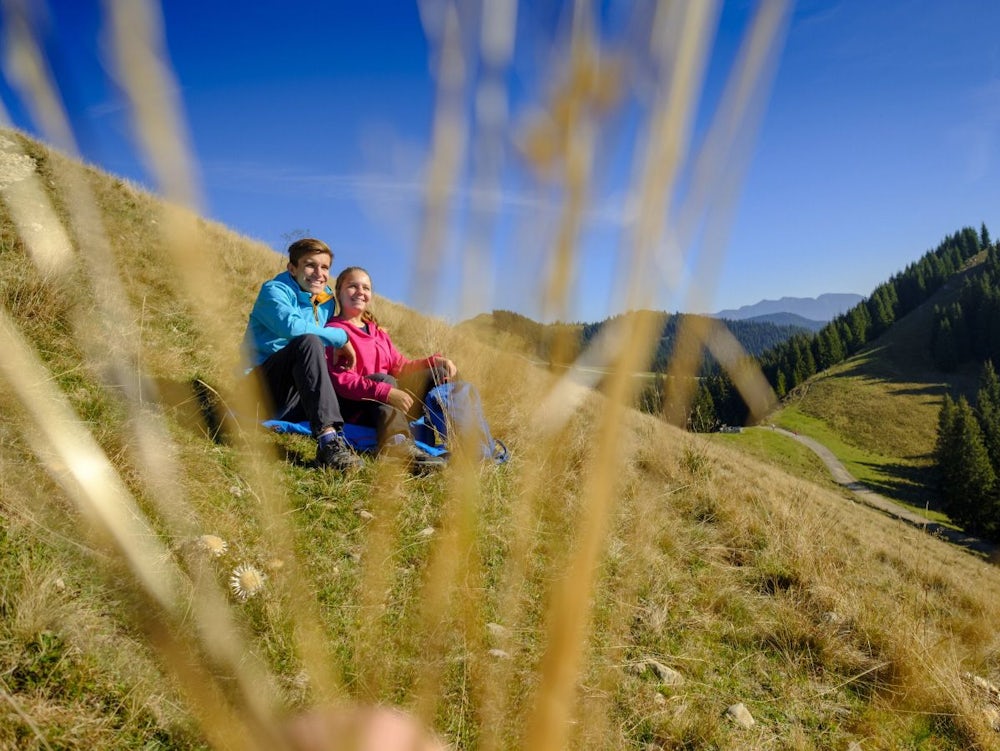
[243,238,361,471]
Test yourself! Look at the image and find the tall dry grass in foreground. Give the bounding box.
[2,2,1000,750]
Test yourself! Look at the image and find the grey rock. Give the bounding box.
[725,702,755,728]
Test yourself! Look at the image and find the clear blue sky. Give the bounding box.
[2,1,999,323]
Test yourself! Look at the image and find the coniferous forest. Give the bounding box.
[935,363,1000,540]
[646,226,984,431]
[667,224,1000,542]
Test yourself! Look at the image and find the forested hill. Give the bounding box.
[458,309,809,371]
[687,224,990,430]
[759,225,988,399]
[930,243,1000,543]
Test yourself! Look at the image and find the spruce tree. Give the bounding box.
[935,394,960,492]
[977,361,1000,476]
[942,397,996,534]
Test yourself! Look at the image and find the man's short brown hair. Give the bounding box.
[288,237,333,266]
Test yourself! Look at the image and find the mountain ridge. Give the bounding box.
[714,292,864,322]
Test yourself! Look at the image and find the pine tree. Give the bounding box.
[977,361,1000,475]
[868,286,895,335]
[931,314,958,371]
[847,304,870,348]
[941,397,996,534]
[935,394,959,491]
[774,369,787,398]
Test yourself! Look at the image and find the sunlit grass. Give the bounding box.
[709,424,841,492]
[771,404,953,525]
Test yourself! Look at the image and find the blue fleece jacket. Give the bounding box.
[242,270,348,369]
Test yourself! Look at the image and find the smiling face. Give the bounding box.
[336,268,373,321]
[287,250,332,295]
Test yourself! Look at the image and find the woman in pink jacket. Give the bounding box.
[326,267,456,466]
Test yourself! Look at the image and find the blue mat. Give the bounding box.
[262,416,447,457]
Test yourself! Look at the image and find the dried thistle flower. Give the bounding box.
[197,534,228,557]
[230,563,266,601]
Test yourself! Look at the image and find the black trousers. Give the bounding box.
[338,369,437,450]
[248,334,344,438]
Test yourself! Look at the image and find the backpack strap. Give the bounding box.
[492,438,510,465]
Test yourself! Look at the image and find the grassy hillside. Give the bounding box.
[4,131,1000,751]
[768,258,986,514]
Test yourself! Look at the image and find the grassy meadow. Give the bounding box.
[708,426,842,496]
[2,130,1000,751]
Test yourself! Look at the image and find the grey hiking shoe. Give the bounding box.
[315,432,362,472]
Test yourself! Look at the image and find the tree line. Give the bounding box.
[660,225,989,431]
[929,236,1000,370]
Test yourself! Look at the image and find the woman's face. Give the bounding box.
[338,271,372,319]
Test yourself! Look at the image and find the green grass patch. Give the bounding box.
[771,405,952,525]
[708,426,841,492]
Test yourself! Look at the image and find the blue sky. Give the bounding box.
[2,1,1000,324]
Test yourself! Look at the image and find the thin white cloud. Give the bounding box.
[949,78,1000,183]
[85,99,126,119]
[202,159,635,229]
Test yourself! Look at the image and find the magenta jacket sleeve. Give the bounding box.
[328,361,393,402]
[384,335,437,378]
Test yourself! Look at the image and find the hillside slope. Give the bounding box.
[3,131,1000,750]
[773,255,986,509]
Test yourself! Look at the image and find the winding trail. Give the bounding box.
[765,427,997,558]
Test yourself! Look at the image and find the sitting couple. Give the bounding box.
[242,238,454,472]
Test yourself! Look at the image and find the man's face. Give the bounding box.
[287,251,332,295]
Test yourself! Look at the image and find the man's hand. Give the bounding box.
[387,388,414,414]
[337,340,357,370]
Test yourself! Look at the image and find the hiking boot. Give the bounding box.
[382,438,446,473]
[315,432,362,472]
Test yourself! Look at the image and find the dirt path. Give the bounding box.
[766,427,997,557]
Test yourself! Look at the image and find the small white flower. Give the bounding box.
[197,534,228,558]
[230,564,266,601]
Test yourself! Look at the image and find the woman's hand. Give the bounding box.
[387,388,414,413]
[431,356,457,382]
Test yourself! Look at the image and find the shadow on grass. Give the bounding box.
[150,377,314,468]
[855,459,942,511]
[150,376,228,442]
[853,460,1000,560]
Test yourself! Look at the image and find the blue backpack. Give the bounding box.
[415,381,509,464]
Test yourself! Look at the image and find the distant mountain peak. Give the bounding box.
[714,293,863,323]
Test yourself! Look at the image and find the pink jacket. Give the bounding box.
[325,319,436,402]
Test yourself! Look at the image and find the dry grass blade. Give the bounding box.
[0,303,179,609]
